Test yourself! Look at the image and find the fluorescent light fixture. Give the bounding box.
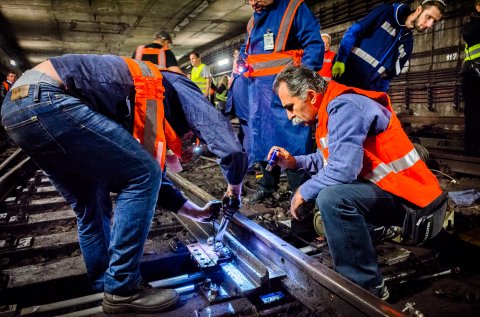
[10,60,16,66]
[218,58,229,66]
[189,1,209,18]
[179,17,190,27]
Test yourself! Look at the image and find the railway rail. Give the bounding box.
[0,148,480,316]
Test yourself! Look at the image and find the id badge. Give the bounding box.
[264,32,274,51]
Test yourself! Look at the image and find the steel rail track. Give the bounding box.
[167,171,405,317]
[0,149,35,202]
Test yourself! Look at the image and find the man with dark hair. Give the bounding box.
[269,65,446,299]
[0,71,17,105]
[133,30,183,74]
[332,0,445,91]
[1,54,247,314]
[189,51,214,103]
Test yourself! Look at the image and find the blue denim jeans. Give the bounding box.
[1,72,162,295]
[316,180,405,291]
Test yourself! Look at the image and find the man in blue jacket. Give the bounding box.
[332,0,445,92]
[1,54,247,314]
[241,0,324,203]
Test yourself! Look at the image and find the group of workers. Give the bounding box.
[0,0,478,314]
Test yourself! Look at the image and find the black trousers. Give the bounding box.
[462,62,480,156]
[257,162,311,193]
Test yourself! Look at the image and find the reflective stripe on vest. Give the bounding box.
[315,81,442,207]
[245,0,304,77]
[274,0,304,52]
[363,148,420,183]
[191,64,207,93]
[135,45,168,68]
[352,47,386,76]
[216,89,227,102]
[465,43,480,61]
[2,81,9,92]
[122,57,182,169]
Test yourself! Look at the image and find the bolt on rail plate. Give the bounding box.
[186,241,233,268]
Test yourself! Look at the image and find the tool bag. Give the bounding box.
[401,191,448,245]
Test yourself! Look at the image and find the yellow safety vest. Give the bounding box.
[465,43,480,61]
[191,63,208,94]
[216,88,227,102]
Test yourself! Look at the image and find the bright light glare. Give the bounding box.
[10,60,16,66]
[217,58,229,66]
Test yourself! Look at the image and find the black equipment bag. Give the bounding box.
[401,191,448,245]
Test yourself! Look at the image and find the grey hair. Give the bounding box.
[273,65,327,100]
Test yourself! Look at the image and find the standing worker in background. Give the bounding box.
[241,0,324,203]
[189,51,214,104]
[0,70,17,105]
[1,54,247,314]
[133,30,183,74]
[0,70,17,148]
[318,33,336,81]
[461,0,480,157]
[332,0,445,92]
[215,75,229,115]
[270,65,446,299]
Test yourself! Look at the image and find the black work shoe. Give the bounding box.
[245,189,272,204]
[102,281,179,314]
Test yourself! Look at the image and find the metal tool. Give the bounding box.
[214,195,241,243]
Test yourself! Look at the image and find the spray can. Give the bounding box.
[265,148,278,172]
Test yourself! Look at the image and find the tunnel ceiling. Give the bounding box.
[0,0,252,69]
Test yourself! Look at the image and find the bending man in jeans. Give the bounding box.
[269,65,445,299]
[0,54,247,314]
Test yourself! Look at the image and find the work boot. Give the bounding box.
[102,281,179,314]
[245,189,272,204]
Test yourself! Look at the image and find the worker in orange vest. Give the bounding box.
[0,70,17,105]
[269,65,446,300]
[318,33,336,81]
[240,0,324,204]
[133,30,183,74]
[1,54,247,314]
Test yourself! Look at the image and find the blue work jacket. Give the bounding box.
[335,3,414,92]
[51,54,247,210]
[240,0,324,162]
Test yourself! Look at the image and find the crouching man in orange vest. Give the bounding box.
[269,65,446,300]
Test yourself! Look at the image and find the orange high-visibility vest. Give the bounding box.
[122,57,182,169]
[134,45,168,68]
[315,81,442,207]
[2,81,10,92]
[244,0,304,77]
[318,50,336,81]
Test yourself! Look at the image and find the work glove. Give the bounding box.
[332,61,345,79]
